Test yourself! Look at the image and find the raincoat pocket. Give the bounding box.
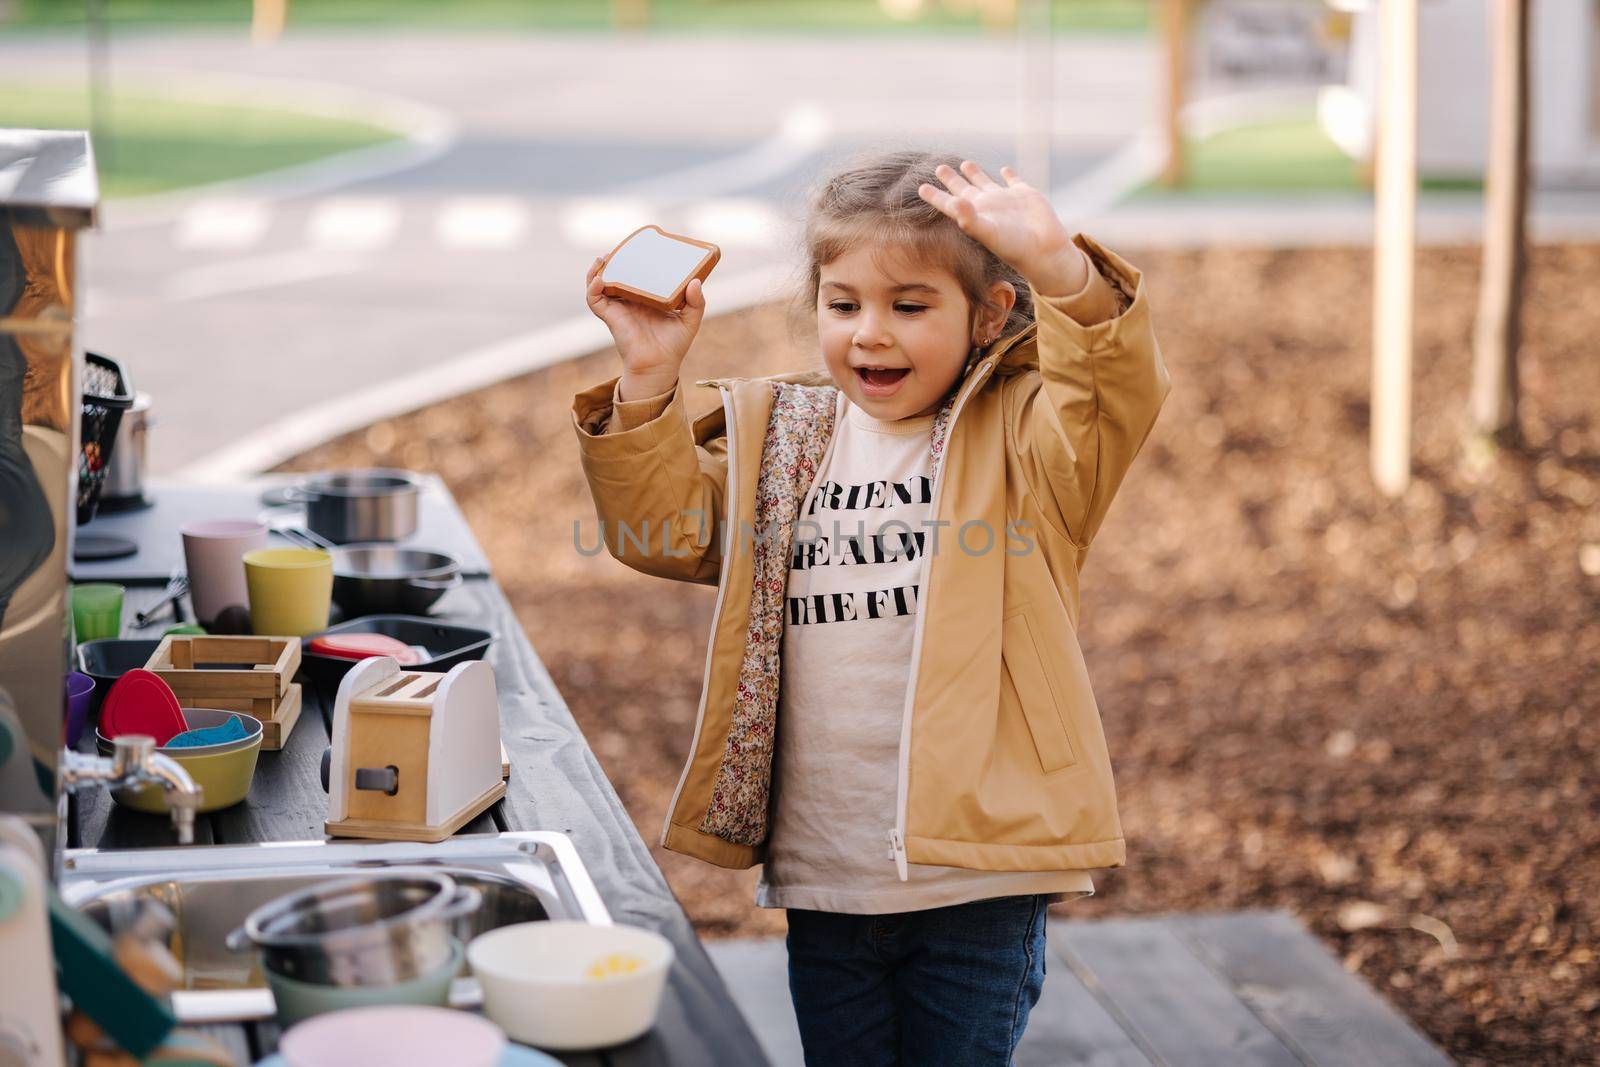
[1002,604,1079,775]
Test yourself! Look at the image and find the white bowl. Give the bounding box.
[467,920,675,1050]
[278,1004,504,1067]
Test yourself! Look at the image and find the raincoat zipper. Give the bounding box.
[661,384,738,848]
[888,359,996,881]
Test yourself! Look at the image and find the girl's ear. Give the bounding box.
[974,280,1016,343]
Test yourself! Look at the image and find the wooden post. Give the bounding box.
[1016,0,1052,189]
[980,0,1018,32]
[1160,0,1189,187]
[251,0,288,43]
[1471,0,1528,443]
[612,0,650,30]
[1372,0,1418,498]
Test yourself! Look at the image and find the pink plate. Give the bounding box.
[101,669,188,746]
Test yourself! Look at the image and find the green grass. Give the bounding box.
[12,0,1151,34]
[0,82,402,197]
[1135,113,1484,197]
[1137,115,1362,196]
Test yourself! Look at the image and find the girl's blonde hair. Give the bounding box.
[789,148,1036,348]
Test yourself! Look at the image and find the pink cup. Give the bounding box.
[181,519,269,626]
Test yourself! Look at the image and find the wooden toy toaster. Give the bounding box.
[325,656,506,842]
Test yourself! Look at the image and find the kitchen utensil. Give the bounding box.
[244,547,333,637]
[134,569,189,628]
[335,546,462,615]
[64,671,95,748]
[99,390,154,512]
[143,634,303,750]
[280,469,422,545]
[600,224,720,313]
[181,518,270,626]
[71,582,124,642]
[303,616,493,672]
[277,1005,504,1067]
[95,709,263,813]
[75,638,162,720]
[301,615,495,719]
[264,938,464,1027]
[100,668,188,745]
[329,545,462,616]
[468,920,675,1050]
[326,657,506,843]
[225,872,481,987]
[306,633,420,663]
[277,527,463,616]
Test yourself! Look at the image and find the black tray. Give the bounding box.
[299,615,496,706]
[74,639,162,719]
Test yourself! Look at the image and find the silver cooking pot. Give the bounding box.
[281,469,421,544]
[225,872,480,987]
[100,391,152,508]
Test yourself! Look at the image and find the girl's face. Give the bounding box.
[817,244,1008,421]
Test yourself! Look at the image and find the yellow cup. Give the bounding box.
[243,548,333,636]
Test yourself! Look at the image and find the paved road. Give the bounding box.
[3,30,1159,475]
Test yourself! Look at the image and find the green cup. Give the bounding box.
[71,583,125,643]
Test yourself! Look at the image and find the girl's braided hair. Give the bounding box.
[788,148,1036,348]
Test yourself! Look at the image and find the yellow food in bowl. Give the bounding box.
[585,952,646,980]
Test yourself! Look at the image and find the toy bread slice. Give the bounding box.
[600,225,720,312]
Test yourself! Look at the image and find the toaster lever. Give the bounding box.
[354,766,400,795]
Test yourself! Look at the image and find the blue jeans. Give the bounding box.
[785,894,1048,1067]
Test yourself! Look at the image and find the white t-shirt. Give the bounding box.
[754,393,1095,914]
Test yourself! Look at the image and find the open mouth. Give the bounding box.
[855,367,909,388]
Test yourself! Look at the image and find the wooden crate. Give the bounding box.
[144,635,303,750]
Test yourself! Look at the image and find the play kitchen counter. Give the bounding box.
[62,477,770,1067]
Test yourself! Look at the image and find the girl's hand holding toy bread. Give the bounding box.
[916,160,1092,300]
[585,254,706,402]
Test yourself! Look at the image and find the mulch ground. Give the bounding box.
[277,243,1599,1065]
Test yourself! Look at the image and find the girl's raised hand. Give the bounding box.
[917,161,1089,298]
[585,254,706,395]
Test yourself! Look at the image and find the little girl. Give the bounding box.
[573,150,1169,1066]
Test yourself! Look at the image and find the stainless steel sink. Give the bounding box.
[57,831,611,1023]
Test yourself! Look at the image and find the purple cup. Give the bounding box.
[65,671,96,748]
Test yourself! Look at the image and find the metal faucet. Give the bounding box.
[61,736,203,844]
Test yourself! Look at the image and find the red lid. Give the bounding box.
[102,669,188,746]
[307,633,421,665]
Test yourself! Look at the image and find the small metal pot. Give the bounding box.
[225,872,480,987]
[283,469,421,544]
[330,544,462,616]
[279,528,463,615]
[99,391,153,509]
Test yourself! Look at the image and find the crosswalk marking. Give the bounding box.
[558,197,658,250]
[175,198,271,250]
[307,197,402,250]
[436,196,531,249]
[682,199,785,249]
[162,195,790,256]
